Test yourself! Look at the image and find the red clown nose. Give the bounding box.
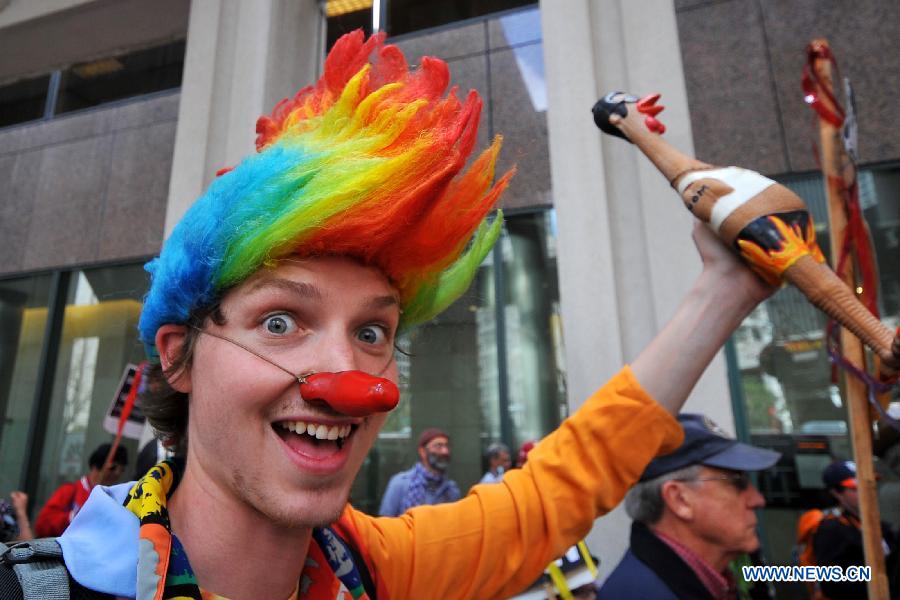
[299,371,400,417]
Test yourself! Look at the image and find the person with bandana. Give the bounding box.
[378,428,460,517]
[0,31,773,600]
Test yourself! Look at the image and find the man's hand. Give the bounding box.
[9,491,28,515]
[691,222,774,308]
[9,490,34,541]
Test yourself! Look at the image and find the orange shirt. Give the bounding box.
[345,366,683,599]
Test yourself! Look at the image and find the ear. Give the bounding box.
[660,480,694,521]
[155,324,192,393]
[417,446,427,463]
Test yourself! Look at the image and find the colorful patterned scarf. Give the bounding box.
[124,460,373,600]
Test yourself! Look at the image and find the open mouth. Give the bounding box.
[274,419,356,452]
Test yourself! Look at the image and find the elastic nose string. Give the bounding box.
[189,326,395,381]
[191,327,312,384]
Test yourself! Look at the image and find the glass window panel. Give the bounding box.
[325,0,538,46]
[55,40,185,115]
[495,6,542,48]
[0,74,50,128]
[502,210,565,443]
[326,7,372,50]
[0,274,53,499]
[34,264,148,509]
[386,0,535,37]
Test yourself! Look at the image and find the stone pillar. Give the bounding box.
[540,0,736,581]
[164,0,325,235]
[143,0,324,445]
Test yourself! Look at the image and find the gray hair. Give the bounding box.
[624,464,702,524]
[486,442,510,460]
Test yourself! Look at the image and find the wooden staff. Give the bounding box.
[809,38,889,598]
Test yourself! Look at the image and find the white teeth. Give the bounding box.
[279,420,352,439]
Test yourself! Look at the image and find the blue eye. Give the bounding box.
[264,314,295,335]
[357,325,386,344]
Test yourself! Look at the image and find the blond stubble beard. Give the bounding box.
[232,470,349,530]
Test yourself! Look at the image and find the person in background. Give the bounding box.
[812,460,898,599]
[599,414,780,600]
[517,439,538,468]
[379,427,461,516]
[480,442,511,484]
[0,491,33,543]
[34,443,127,537]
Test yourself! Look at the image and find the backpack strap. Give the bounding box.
[0,538,70,600]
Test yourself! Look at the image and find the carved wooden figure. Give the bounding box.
[593,91,900,372]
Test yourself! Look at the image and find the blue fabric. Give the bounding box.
[57,482,139,598]
[378,465,461,517]
[479,471,503,484]
[598,549,678,600]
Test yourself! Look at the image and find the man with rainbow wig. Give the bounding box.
[6,32,772,599]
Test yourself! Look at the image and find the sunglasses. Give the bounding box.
[676,471,751,491]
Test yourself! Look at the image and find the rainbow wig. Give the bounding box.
[138,31,513,358]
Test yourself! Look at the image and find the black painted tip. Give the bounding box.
[592,91,637,143]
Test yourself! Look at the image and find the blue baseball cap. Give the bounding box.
[823,461,858,490]
[639,414,781,482]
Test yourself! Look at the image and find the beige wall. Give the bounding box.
[0,93,178,275]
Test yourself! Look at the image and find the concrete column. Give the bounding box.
[540,0,735,581]
[164,0,325,235]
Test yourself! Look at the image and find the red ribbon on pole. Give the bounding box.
[802,41,844,128]
[804,41,898,394]
[102,362,147,473]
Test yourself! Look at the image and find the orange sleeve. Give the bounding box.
[346,365,684,600]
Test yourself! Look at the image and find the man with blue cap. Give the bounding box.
[599,413,781,600]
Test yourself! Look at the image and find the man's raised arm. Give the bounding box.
[632,222,773,414]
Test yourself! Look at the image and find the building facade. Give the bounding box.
[1,0,898,591]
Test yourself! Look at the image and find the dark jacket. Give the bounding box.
[598,521,715,599]
[812,508,898,600]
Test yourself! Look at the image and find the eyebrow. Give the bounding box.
[247,278,399,311]
[365,295,400,310]
[247,278,324,301]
